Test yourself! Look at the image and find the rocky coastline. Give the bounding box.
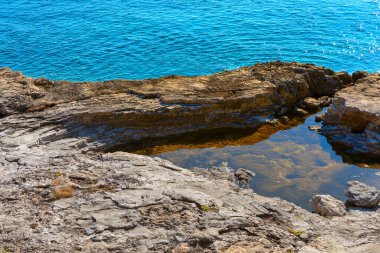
[0,62,379,252]
[320,72,380,160]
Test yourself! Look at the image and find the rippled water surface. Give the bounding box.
[1,0,380,80]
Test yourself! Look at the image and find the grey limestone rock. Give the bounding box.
[310,195,347,217]
[346,181,380,208]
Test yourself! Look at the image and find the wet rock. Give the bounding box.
[346,181,380,208]
[310,195,347,217]
[352,71,369,83]
[315,114,324,122]
[234,168,256,184]
[308,125,321,132]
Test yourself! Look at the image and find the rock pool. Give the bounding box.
[130,109,380,210]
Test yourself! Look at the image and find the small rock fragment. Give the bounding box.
[292,107,308,116]
[310,195,347,217]
[303,97,320,110]
[279,116,289,123]
[315,114,324,122]
[317,96,332,107]
[234,169,255,184]
[5,154,20,162]
[308,125,321,132]
[34,77,54,87]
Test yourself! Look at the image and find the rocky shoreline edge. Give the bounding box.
[0,62,379,252]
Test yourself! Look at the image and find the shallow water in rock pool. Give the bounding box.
[137,110,380,210]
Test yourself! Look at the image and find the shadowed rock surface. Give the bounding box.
[1,62,379,252]
[0,62,347,151]
[321,74,380,159]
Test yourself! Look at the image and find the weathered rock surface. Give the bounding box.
[322,74,380,157]
[1,63,379,252]
[0,62,347,151]
[346,181,380,208]
[352,71,369,83]
[300,96,332,111]
[310,195,347,217]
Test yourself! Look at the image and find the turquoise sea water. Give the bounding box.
[0,0,379,81]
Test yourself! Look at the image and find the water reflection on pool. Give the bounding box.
[146,110,380,210]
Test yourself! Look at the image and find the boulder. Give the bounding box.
[346,181,380,208]
[310,195,347,217]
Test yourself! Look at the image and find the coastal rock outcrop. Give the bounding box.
[346,181,380,208]
[1,62,379,252]
[321,74,380,158]
[0,62,347,151]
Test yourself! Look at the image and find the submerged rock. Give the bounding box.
[346,181,380,208]
[310,195,347,217]
[234,168,256,185]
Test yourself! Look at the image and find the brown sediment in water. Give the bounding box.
[113,114,311,155]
